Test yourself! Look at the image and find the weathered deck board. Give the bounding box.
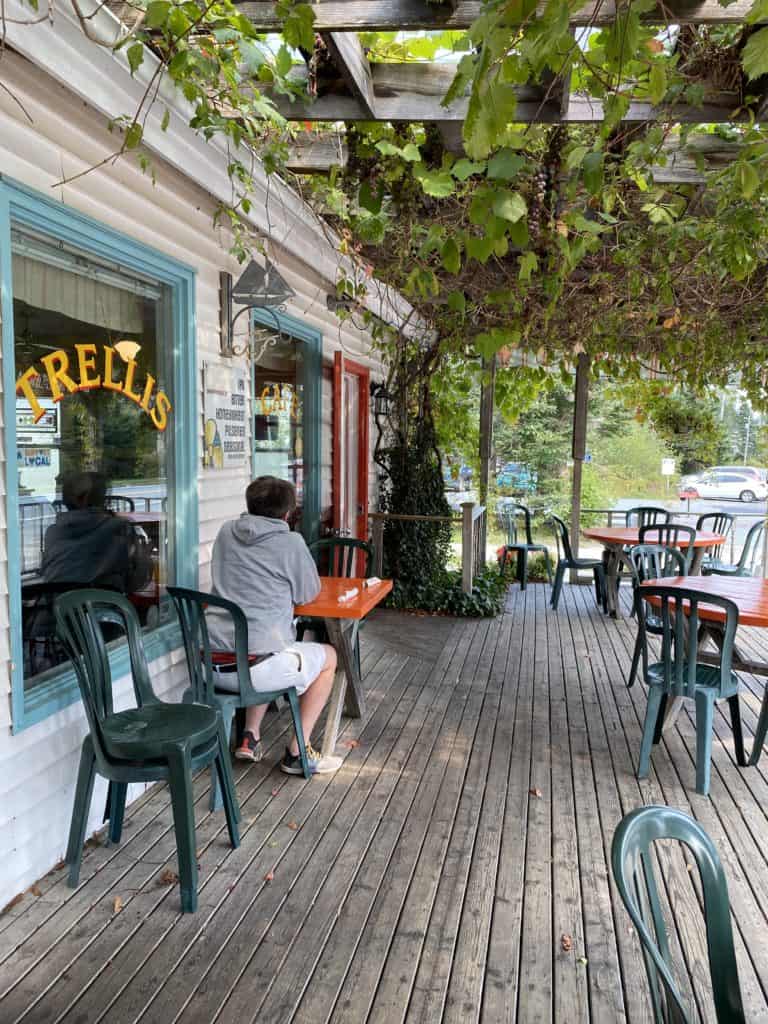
[3,584,768,1023]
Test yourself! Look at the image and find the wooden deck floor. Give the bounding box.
[3,583,768,1023]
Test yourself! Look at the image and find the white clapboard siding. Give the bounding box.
[0,48,388,909]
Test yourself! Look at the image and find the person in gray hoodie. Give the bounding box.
[206,476,340,774]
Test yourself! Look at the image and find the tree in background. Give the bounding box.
[640,389,728,474]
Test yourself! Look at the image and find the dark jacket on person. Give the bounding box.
[41,509,151,592]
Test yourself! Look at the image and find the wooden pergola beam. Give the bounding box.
[236,0,761,31]
[321,32,377,116]
[285,131,349,171]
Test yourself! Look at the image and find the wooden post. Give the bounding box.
[371,516,384,576]
[478,355,496,561]
[462,502,474,594]
[570,353,590,582]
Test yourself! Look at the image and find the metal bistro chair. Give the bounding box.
[104,494,135,513]
[167,586,312,809]
[302,537,374,679]
[548,514,606,612]
[634,584,746,796]
[638,523,697,575]
[498,504,553,590]
[55,589,240,913]
[695,512,734,572]
[612,805,746,1023]
[626,544,687,688]
[703,519,765,578]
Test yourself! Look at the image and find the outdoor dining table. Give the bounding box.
[295,576,393,757]
[582,525,726,617]
[641,575,768,750]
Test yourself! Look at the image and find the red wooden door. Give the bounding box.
[332,352,370,550]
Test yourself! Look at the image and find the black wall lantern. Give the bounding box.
[220,257,295,357]
[370,380,393,417]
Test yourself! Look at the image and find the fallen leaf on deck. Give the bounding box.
[286,821,299,831]
[268,840,279,847]
[112,896,123,914]
[343,740,359,749]
[264,871,275,882]
[2,893,24,914]
[561,934,573,952]
[271,789,280,797]
[578,956,588,965]
[159,870,179,886]
[529,788,543,799]
[28,884,42,898]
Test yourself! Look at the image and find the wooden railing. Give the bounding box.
[370,503,487,594]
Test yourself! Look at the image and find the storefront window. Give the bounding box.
[12,228,173,690]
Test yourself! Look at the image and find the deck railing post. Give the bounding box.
[371,516,384,577]
[762,516,768,579]
[462,502,474,594]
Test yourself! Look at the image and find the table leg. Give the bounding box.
[320,618,365,758]
[603,545,622,617]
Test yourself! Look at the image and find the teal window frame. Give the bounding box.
[0,178,198,732]
[251,308,321,546]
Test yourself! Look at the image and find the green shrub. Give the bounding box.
[388,562,509,617]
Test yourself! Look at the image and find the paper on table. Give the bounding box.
[337,587,359,603]
[363,577,382,588]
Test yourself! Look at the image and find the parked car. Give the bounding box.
[679,470,768,503]
[711,465,767,483]
[496,461,537,494]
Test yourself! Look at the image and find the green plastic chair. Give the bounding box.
[55,589,240,914]
[548,514,606,611]
[703,519,765,578]
[626,544,687,688]
[498,504,552,590]
[305,537,374,678]
[611,805,746,1023]
[638,523,697,574]
[167,586,312,809]
[634,584,746,795]
[696,512,735,573]
[626,506,671,527]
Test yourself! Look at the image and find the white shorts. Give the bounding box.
[212,641,329,697]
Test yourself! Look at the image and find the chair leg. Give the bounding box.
[628,632,642,689]
[521,550,529,591]
[209,703,235,814]
[166,744,198,913]
[749,690,768,766]
[551,564,565,610]
[694,690,715,797]
[652,694,668,745]
[499,547,509,576]
[638,689,664,779]
[214,722,241,843]
[287,689,311,779]
[66,740,97,888]
[728,694,747,767]
[107,782,128,844]
[542,549,553,584]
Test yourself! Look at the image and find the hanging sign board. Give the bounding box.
[203,363,248,469]
[661,458,676,476]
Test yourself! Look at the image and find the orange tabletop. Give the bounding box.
[295,577,393,620]
[583,526,725,549]
[641,575,768,628]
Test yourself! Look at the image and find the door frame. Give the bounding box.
[332,352,370,547]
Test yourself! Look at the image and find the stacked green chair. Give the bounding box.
[167,586,312,811]
[612,805,746,1023]
[695,512,735,572]
[55,589,240,914]
[613,507,673,601]
[638,522,697,574]
[633,584,746,795]
[498,504,553,590]
[626,544,687,688]
[549,514,606,611]
[702,519,765,578]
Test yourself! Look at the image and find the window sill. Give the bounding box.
[13,622,182,733]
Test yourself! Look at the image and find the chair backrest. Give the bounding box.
[53,589,157,770]
[500,504,534,546]
[695,512,734,540]
[736,519,765,575]
[104,495,135,513]
[51,498,66,514]
[639,524,697,573]
[167,586,252,704]
[635,584,738,699]
[310,537,373,578]
[611,805,746,1024]
[549,514,574,562]
[626,506,671,528]
[627,544,687,587]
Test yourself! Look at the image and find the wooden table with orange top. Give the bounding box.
[582,525,725,617]
[295,576,393,757]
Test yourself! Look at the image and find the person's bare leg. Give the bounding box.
[289,644,337,755]
[244,703,268,738]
